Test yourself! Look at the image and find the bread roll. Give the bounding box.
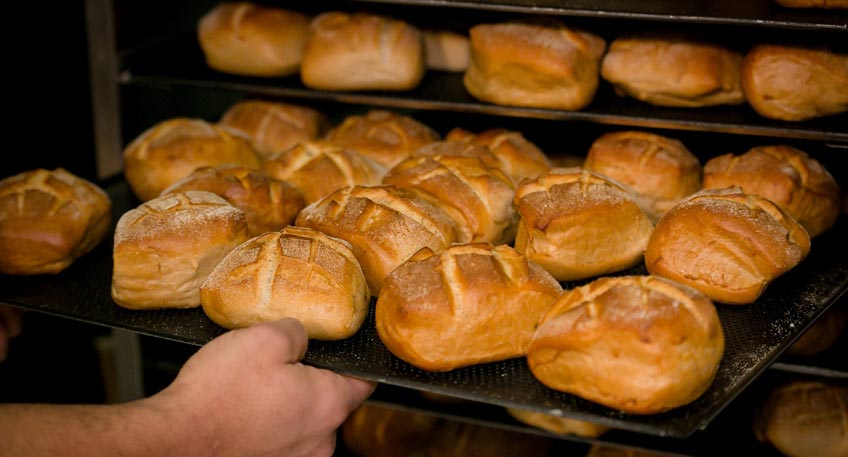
[446,128,552,184]
[584,131,702,222]
[197,2,310,77]
[775,0,848,8]
[410,140,503,170]
[601,36,744,107]
[296,185,456,294]
[112,191,249,309]
[742,45,848,121]
[124,118,261,201]
[325,110,440,168]
[161,165,305,237]
[376,243,562,372]
[645,187,811,305]
[755,382,848,457]
[341,403,439,457]
[427,421,553,457]
[703,145,840,238]
[0,168,111,275]
[423,29,470,72]
[301,12,425,91]
[586,445,668,457]
[464,22,606,110]
[506,408,609,437]
[218,100,326,159]
[528,275,724,414]
[200,226,369,339]
[514,168,654,281]
[786,305,847,356]
[261,140,384,205]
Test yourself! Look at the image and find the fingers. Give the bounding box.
[341,376,377,406]
[244,318,309,364]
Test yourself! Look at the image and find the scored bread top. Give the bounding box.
[446,127,552,184]
[218,99,326,158]
[326,110,440,168]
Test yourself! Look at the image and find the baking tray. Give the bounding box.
[1,180,846,438]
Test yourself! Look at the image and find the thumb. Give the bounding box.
[246,317,309,364]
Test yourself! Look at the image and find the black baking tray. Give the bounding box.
[1,180,846,438]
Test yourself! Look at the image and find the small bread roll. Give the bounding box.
[342,403,440,457]
[703,145,840,238]
[200,226,369,339]
[112,191,249,310]
[325,110,440,168]
[427,421,554,457]
[601,36,744,108]
[528,275,725,414]
[301,12,425,91]
[645,187,811,305]
[464,22,606,110]
[411,140,503,170]
[506,408,609,438]
[376,243,562,372]
[161,165,305,237]
[123,118,261,202]
[0,168,111,275]
[296,185,456,294]
[218,100,327,159]
[742,45,848,121]
[514,168,654,281]
[261,140,384,205]
[755,382,848,457]
[584,131,702,221]
[446,128,552,184]
[775,0,848,8]
[423,29,470,72]
[786,305,847,356]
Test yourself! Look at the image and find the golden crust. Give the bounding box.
[218,100,327,158]
[506,408,609,437]
[446,128,552,184]
[341,403,439,457]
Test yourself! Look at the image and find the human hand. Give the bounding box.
[0,306,23,362]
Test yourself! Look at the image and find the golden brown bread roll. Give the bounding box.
[601,36,745,107]
[446,128,552,184]
[742,45,848,121]
[410,140,503,170]
[775,0,848,8]
[514,168,654,281]
[111,191,249,310]
[0,168,111,275]
[645,187,811,305]
[584,131,702,222]
[506,407,609,437]
[423,29,471,72]
[123,118,261,202]
[200,226,369,339]
[325,110,440,168]
[464,22,606,111]
[528,275,724,415]
[786,304,847,356]
[586,445,668,457]
[754,381,848,457]
[427,421,554,457]
[218,100,327,159]
[703,145,841,238]
[376,243,562,372]
[160,165,305,237]
[197,2,310,77]
[341,403,440,457]
[301,12,425,91]
[296,185,456,294]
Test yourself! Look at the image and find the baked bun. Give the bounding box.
[446,128,552,184]
[528,275,724,414]
[410,140,503,170]
[645,187,811,305]
[197,2,310,77]
[506,408,609,437]
[383,155,517,244]
[742,45,848,121]
[200,226,369,339]
[301,12,425,91]
[0,169,111,275]
[775,0,848,8]
[296,185,456,294]
[586,445,668,457]
[423,29,470,72]
[703,145,840,238]
[376,243,562,372]
[325,110,440,168]
[161,165,305,237]
[218,100,326,159]
[464,22,606,110]
[601,36,744,107]
[584,131,702,221]
[786,304,847,356]
[514,168,654,281]
[261,140,384,204]
[755,381,848,457]
[123,118,261,201]
[341,403,439,457]
[111,191,249,309]
[427,421,553,457]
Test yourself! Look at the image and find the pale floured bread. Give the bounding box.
[111,191,249,309]
[161,165,305,237]
[645,187,811,305]
[703,145,841,238]
[584,131,702,222]
[197,2,310,77]
[218,99,327,159]
[446,128,552,184]
[296,185,456,294]
[261,140,384,204]
[514,168,654,281]
[423,29,471,72]
[506,408,609,438]
[786,304,847,356]
[0,168,111,275]
[123,118,261,201]
[775,0,848,8]
[325,110,440,168]
[200,226,369,339]
[528,275,724,414]
[341,403,440,457]
[427,421,554,457]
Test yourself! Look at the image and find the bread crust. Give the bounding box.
[218,100,326,158]
[446,128,552,184]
